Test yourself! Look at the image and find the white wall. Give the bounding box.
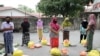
[0,9,30,16]
[94,0,100,4]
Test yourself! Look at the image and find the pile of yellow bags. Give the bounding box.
[41,38,47,45]
[28,41,35,49]
[88,50,100,56]
[50,48,61,56]
[13,50,23,56]
[63,39,70,47]
[81,39,87,46]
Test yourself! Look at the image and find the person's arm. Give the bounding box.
[20,23,23,29]
[50,28,58,34]
[86,25,91,32]
[61,21,65,30]
[50,26,58,34]
[69,22,72,26]
[1,22,14,31]
[28,22,30,28]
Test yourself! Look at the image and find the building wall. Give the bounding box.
[94,0,100,4]
[0,9,30,16]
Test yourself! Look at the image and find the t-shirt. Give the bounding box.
[37,20,43,29]
[21,22,30,33]
[1,21,14,33]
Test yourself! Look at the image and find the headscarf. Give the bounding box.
[37,19,43,28]
[88,14,96,27]
[50,17,60,31]
[62,17,71,27]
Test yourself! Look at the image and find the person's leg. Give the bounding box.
[25,32,30,46]
[80,34,83,43]
[86,31,94,52]
[3,33,8,56]
[22,33,25,46]
[6,32,13,55]
[40,29,43,40]
[37,29,43,42]
[84,34,87,40]
[63,30,69,41]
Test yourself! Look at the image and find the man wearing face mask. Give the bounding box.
[21,18,30,46]
[1,16,14,56]
[62,17,72,41]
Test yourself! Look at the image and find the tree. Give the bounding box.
[37,0,90,17]
[18,4,34,13]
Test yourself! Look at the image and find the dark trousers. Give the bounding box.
[22,32,30,46]
[87,31,94,51]
[80,34,87,43]
[63,30,69,41]
[4,32,13,54]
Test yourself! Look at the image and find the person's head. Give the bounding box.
[65,17,69,22]
[88,14,96,21]
[88,14,96,26]
[82,18,87,22]
[5,16,12,24]
[38,18,42,22]
[24,18,28,22]
[52,17,57,24]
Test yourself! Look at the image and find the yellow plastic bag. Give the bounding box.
[81,37,87,46]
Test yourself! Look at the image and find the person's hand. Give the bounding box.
[55,31,59,35]
[10,26,12,29]
[60,27,64,32]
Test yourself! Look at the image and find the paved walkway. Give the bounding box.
[0,30,100,56]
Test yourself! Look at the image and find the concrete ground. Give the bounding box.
[0,30,100,56]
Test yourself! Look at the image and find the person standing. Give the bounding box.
[80,19,88,43]
[1,16,14,56]
[49,17,60,48]
[86,14,96,52]
[62,17,72,41]
[37,19,43,42]
[21,18,30,46]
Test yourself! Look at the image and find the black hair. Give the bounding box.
[5,16,12,20]
[5,16,11,19]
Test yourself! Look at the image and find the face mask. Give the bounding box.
[6,21,10,24]
[53,20,57,24]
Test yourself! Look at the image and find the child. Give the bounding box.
[80,19,88,43]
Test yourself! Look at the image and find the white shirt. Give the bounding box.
[1,21,14,33]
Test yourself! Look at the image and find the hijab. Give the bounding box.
[88,14,96,26]
[50,17,60,31]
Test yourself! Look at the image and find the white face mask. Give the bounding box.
[38,19,41,21]
[83,19,86,22]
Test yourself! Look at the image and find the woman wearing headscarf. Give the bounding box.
[49,17,60,48]
[37,19,43,42]
[62,17,72,40]
[80,19,88,43]
[86,14,96,52]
